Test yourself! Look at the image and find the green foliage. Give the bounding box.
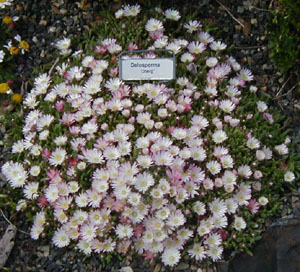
[268,0,300,71]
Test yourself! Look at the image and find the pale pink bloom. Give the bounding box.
[248,199,260,214]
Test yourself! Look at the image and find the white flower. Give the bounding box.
[191,147,206,161]
[55,37,71,51]
[123,4,140,17]
[45,185,59,202]
[210,41,227,51]
[234,216,247,231]
[0,0,13,9]
[247,137,260,149]
[171,128,187,140]
[212,130,228,144]
[207,245,223,261]
[30,224,44,240]
[238,165,252,178]
[206,57,218,67]
[257,101,268,112]
[209,198,227,217]
[0,50,5,62]
[161,248,181,267]
[275,144,289,155]
[115,9,124,18]
[184,20,201,33]
[80,224,96,242]
[284,171,295,182]
[180,52,194,63]
[219,100,236,113]
[206,161,222,175]
[115,224,133,239]
[145,18,164,32]
[188,243,206,261]
[193,201,206,215]
[238,68,253,81]
[165,9,181,21]
[23,182,39,200]
[258,196,269,206]
[49,148,67,166]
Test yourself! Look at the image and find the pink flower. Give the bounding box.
[55,100,64,112]
[42,149,51,161]
[128,42,138,51]
[109,68,118,77]
[95,45,107,54]
[166,168,182,182]
[184,104,192,112]
[69,126,81,135]
[46,169,62,183]
[254,170,263,179]
[133,224,145,238]
[248,199,260,214]
[149,30,164,40]
[68,157,78,167]
[263,113,274,124]
[143,250,155,260]
[38,196,49,208]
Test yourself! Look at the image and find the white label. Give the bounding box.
[120,58,175,81]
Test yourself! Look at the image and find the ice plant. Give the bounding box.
[1,4,299,269]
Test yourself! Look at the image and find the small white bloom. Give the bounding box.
[284,171,295,182]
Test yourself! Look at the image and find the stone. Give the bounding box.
[120,267,134,272]
[228,218,300,272]
[237,6,244,13]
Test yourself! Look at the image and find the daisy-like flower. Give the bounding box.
[153,151,173,166]
[191,147,206,161]
[78,240,92,254]
[233,216,247,231]
[161,248,181,267]
[165,9,181,21]
[204,233,222,247]
[166,42,181,54]
[207,245,223,261]
[12,140,25,153]
[188,41,206,54]
[284,171,295,182]
[238,165,252,178]
[220,155,234,168]
[23,182,39,200]
[80,224,97,242]
[135,172,154,193]
[49,148,66,166]
[212,130,228,144]
[52,228,70,248]
[115,224,133,239]
[199,31,214,44]
[145,18,164,32]
[55,38,71,55]
[219,100,236,113]
[188,243,206,261]
[274,144,289,155]
[180,52,194,63]
[123,4,141,17]
[184,20,201,33]
[247,137,260,149]
[258,196,269,206]
[171,128,187,140]
[210,41,227,51]
[238,68,253,81]
[209,198,227,217]
[257,101,268,112]
[206,161,222,175]
[104,78,122,92]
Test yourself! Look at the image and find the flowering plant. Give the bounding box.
[0,2,29,106]
[1,4,299,268]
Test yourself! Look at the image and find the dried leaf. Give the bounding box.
[51,5,61,15]
[0,224,17,266]
[243,21,252,36]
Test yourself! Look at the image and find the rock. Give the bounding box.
[153,264,161,272]
[0,224,17,266]
[176,262,189,270]
[228,218,300,272]
[237,6,244,13]
[250,18,257,25]
[120,267,134,272]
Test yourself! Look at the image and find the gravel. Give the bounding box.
[0,0,299,271]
